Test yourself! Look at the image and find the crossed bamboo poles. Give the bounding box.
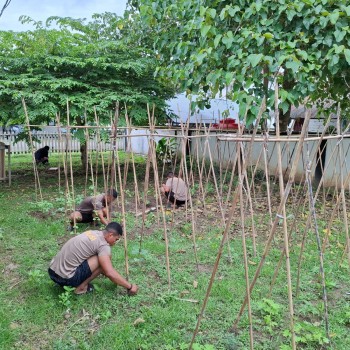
[22,99,350,350]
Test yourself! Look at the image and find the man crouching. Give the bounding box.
[48,222,138,295]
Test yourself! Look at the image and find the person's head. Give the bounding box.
[105,188,118,204]
[104,221,123,246]
[167,172,174,179]
[44,146,50,150]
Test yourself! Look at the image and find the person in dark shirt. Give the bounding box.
[35,145,50,164]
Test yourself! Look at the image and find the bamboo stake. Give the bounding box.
[189,172,242,350]
[22,98,42,201]
[305,154,330,339]
[147,104,171,289]
[113,106,130,280]
[138,137,152,253]
[178,119,200,270]
[94,109,109,220]
[232,108,312,330]
[262,132,273,227]
[335,105,350,270]
[66,101,77,234]
[56,113,72,229]
[124,106,141,210]
[237,141,255,350]
[274,84,296,350]
[189,100,264,348]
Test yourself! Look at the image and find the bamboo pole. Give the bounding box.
[335,106,350,270]
[274,84,296,350]
[189,100,264,348]
[178,119,200,270]
[66,102,78,234]
[147,104,172,289]
[305,154,330,339]
[22,98,42,201]
[232,108,312,330]
[112,105,130,280]
[237,140,255,350]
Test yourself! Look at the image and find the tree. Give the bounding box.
[134,0,350,131]
[0,13,175,165]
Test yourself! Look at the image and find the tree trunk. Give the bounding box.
[80,143,88,172]
[75,116,89,172]
[279,105,292,134]
[279,78,295,134]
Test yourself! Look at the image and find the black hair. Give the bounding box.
[167,172,174,178]
[106,188,118,198]
[44,146,50,150]
[106,222,123,236]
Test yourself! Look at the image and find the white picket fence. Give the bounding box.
[0,130,126,154]
[0,128,176,155]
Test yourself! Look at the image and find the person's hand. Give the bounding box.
[127,284,139,296]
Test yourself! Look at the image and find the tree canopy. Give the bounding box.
[134,0,350,129]
[0,13,175,128]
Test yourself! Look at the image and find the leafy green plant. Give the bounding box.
[204,183,215,196]
[28,269,45,286]
[30,200,54,213]
[283,321,329,346]
[156,137,177,164]
[58,286,75,308]
[256,298,282,333]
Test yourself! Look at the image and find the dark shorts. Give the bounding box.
[80,212,94,223]
[48,260,92,287]
[164,191,187,206]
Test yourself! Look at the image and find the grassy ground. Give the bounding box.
[0,153,350,349]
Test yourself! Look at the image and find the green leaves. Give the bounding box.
[0,14,175,127]
[344,49,350,65]
[334,30,346,42]
[329,11,340,25]
[285,60,301,73]
[136,0,350,129]
[201,25,211,38]
[247,54,264,68]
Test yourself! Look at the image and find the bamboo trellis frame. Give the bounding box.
[20,99,350,350]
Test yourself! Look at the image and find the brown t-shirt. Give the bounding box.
[49,230,111,278]
[165,177,188,201]
[77,194,105,214]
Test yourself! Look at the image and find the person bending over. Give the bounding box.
[48,222,138,295]
[69,189,118,230]
[160,172,188,208]
[35,145,50,165]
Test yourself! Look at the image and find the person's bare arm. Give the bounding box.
[98,255,139,295]
[161,184,170,193]
[96,209,109,225]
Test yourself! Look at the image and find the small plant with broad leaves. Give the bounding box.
[256,298,282,333]
[156,137,177,164]
[58,286,75,308]
[28,269,45,286]
[30,200,54,213]
[283,321,329,346]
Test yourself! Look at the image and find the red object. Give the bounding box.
[211,118,238,130]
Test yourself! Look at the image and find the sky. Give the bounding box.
[0,0,128,31]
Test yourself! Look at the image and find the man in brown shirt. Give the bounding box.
[160,172,188,207]
[68,189,118,231]
[48,222,138,295]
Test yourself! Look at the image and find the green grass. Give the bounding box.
[1,154,350,349]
